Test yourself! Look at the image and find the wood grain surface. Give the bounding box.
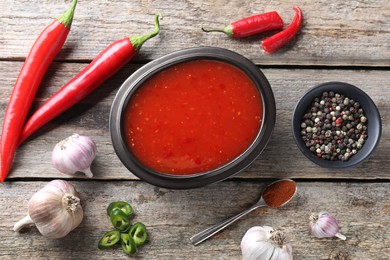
[1,0,390,66]
[0,61,388,180]
[1,0,390,259]
[1,181,389,259]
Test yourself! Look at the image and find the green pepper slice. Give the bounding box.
[110,208,131,232]
[120,233,137,255]
[107,201,133,217]
[98,230,121,249]
[129,222,148,246]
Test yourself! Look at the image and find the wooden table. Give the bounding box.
[1,1,389,259]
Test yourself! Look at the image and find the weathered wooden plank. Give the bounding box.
[0,181,389,259]
[1,0,390,66]
[1,61,389,180]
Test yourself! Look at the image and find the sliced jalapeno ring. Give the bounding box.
[110,208,131,232]
[129,222,148,246]
[98,230,121,249]
[107,201,133,217]
[120,233,137,255]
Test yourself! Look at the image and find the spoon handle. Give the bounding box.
[190,200,267,246]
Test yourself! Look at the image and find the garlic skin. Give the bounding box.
[13,180,84,239]
[52,133,97,177]
[308,211,346,240]
[241,226,293,260]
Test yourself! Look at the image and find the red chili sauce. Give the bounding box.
[123,59,263,175]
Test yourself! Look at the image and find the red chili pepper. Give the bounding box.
[19,14,162,146]
[0,0,77,182]
[202,11,284,38]
[261,6,303,54]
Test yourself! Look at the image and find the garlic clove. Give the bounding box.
[13,180,84,239]
[52,134,97,178]
[309,211,346,240]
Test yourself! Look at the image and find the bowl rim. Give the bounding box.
[109,46,276,189]
[291,81,382,168]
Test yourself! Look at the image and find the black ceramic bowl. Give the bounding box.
[110,47,276,189]
[292,81,381,168]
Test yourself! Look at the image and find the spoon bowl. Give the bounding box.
[190,179,297,246]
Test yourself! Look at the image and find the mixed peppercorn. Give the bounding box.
[98,201,148,255]
[300,91,368,161]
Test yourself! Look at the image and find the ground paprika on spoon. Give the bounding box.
[262,179,297,208]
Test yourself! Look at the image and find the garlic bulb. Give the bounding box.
[52,133,97,177]
[13,180,84,239]
[308,211,346,240]
[241,226,293,260]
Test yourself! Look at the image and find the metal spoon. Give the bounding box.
[190,179,297,246]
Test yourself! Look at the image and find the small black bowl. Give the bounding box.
[292,81,381,168]
[110,47,276,189]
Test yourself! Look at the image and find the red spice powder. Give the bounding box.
[262,180,296,208]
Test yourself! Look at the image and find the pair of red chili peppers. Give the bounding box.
[0,0,161,181]
[202,6,303,54]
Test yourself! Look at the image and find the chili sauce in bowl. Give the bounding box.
[124,59,262,175]
[110,47,276,189]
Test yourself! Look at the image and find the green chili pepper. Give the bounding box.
[98,230,121,249]
[120,233,137,255]
[107,201,133,217]
[129,222,148,246]
[110,208,131,232]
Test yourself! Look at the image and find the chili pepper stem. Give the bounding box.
[130,13,162,52]
[57,0,78,28]
[13,215,34,232]
[201,25,233,37]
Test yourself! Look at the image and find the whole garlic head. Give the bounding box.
[241,226,293,260]
[13,180,84,239]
